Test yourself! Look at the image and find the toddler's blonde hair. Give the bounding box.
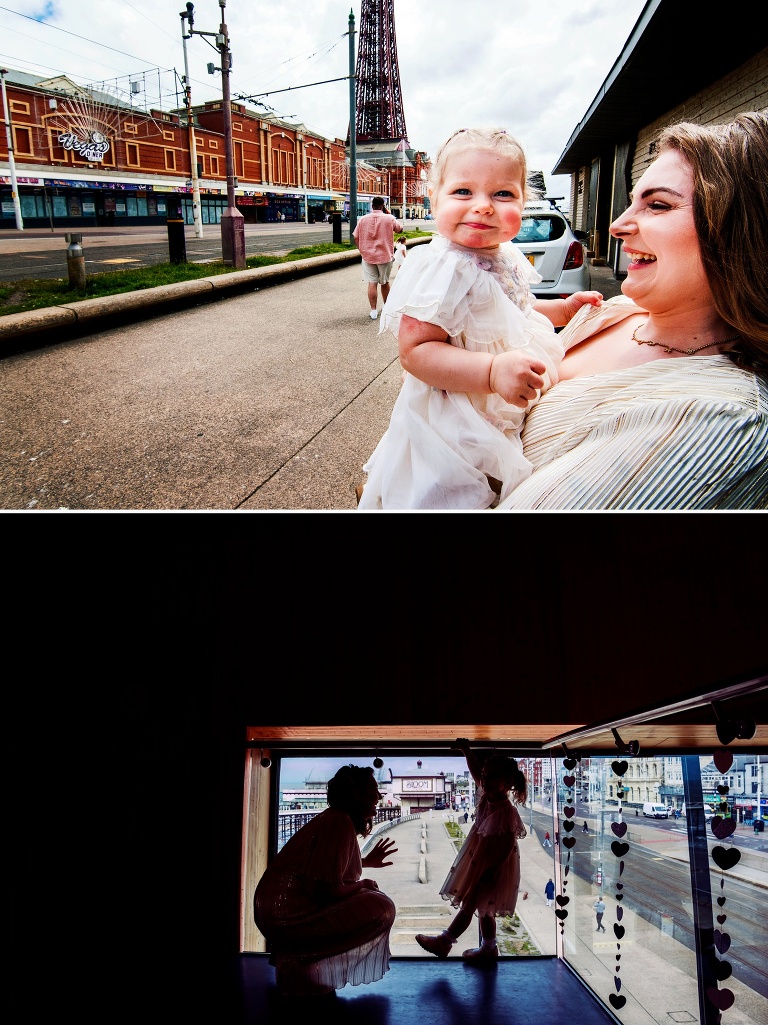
[429,128,531,209]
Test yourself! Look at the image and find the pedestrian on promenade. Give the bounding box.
[414,738,527,966]
[542,831,552,848]
[356,126,601,509]
[594,896,607,932]
[353,197,403,320]
[544,878,555,907]
[253,765,398,998]
[393,235,408,270]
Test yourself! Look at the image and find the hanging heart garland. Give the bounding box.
[708,747,738,1016]
[556,754,579,936]
[608,758,630,1009]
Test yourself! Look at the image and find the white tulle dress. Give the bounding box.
[440,787,527,917]
[357,236,564,510]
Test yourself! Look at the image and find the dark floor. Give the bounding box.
[236,954,619,1025]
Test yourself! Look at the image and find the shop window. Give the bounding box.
[20,195,39,218]
[165,149,176,170]
[126,194,138,217]
[126,142,140,167]
[137,195,148,216]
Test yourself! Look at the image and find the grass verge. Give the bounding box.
[0,232,432,317]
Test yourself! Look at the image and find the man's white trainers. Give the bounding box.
[370,310,378,319]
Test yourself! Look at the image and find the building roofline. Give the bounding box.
[552,0,766,174]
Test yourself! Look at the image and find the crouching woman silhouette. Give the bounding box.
[254,764,397,998]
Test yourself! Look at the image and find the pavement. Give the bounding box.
[0,236,624,512]
[363,807,767,1025]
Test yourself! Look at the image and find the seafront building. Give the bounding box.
[0,69,431,230]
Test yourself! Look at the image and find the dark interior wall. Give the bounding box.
[222,522,767,728]
[11,517,765,1021]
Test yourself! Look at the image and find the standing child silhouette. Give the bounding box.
[416,738,527,965]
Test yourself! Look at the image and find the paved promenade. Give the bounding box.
[0,244,623,512]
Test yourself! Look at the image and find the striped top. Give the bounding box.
[497,297,768,510]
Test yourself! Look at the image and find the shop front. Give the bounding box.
[1,175,170,228]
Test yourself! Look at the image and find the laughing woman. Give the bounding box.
[497,111,768,510]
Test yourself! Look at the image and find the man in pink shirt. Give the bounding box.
[352,197,403,320]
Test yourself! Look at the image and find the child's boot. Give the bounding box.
[461,941,499,966]
[415,931,454,958]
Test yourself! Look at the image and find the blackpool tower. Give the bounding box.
[354,0,409,145]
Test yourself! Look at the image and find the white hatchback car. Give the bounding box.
[512,201,591,299]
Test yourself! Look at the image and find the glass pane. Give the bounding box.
[265,754,554,959]
[547,753,767,1024]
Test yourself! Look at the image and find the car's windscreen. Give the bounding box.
[513,216,567,243]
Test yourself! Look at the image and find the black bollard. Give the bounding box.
[166,196,187,264]
[65,232,86,289]
[332,212,342,244]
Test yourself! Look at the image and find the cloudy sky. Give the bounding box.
[1,0,647,197]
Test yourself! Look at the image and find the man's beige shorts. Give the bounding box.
[361,260,395,284]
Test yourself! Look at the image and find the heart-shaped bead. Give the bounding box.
[611,821,627,837]
[612,760,628,776]
[713,749,733,773]
[711,817,737,840]
[706,986,734,1010]
[712,846,741,871]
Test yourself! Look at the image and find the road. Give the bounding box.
[528,806,768,998]
[0,221,366,283]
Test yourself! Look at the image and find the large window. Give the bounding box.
[243,748,767,1023]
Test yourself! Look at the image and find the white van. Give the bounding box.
[642,802,669,818]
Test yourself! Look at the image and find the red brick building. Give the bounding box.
[0,69,430,229]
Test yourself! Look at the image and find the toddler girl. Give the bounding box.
[393,235,408,268]
[416,739,527,964]
[357,127,601,510]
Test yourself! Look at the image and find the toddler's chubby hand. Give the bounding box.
[489,351,547,407]
[563,290,603,322]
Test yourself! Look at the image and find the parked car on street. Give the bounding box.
[511,200,591,299]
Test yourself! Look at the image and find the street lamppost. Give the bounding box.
[216,0,245,268]
[347,9,357,235]
[179,4,203,239]
[0,68,23,229]
[185,0,245,268]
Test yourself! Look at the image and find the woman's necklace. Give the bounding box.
[631,324,739,356]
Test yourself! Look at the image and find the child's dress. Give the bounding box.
[357,235,564,510]
[440,786,527,918]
